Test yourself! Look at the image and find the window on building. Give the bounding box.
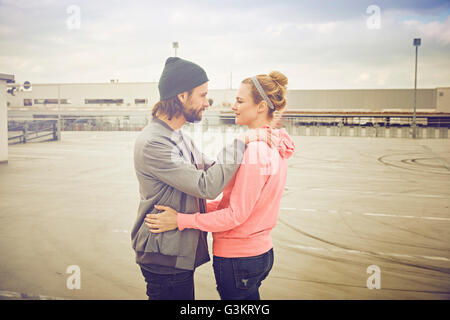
[34,99,58,104]
[33,99,71,104]
[135,98,148,105]
[85,99,124,105]
[24,99,32,106]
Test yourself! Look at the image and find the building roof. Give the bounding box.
[0,73,15,83]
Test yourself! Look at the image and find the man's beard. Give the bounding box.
[183,102,203,123]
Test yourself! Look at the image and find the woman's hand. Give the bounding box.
[145,205,179,233]
[238,127,277,147]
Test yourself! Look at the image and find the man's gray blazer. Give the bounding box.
[131,118,246,271]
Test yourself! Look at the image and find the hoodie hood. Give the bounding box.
[272,128,295,159]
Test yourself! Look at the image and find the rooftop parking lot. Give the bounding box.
[0,131,449,299]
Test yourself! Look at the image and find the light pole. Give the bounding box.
[172,42,179,57]
[412,38,421,139]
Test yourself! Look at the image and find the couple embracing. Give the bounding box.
[131,57,295,300]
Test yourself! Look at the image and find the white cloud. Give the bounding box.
[402,16,450,45]
[266,21,341,36]
[376,69,392,86]
[0,1,448,89]
[354,72,371,84]
[0,24,17,36]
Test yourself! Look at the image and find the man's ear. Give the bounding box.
[177,91,189,104]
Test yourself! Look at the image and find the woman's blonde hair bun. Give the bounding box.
[269,70,288,88]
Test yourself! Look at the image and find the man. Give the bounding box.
[131,57,271,300]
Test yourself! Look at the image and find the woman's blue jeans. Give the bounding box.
[212,248,274,300]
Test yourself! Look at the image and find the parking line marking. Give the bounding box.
[362,212,450,221]
[286,244,450,262]
[308,188,448,199]
[281,207,450,222]
[0,290,64,300]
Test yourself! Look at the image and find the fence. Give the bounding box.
[287,124,449,138]
[281,116,449,139]
[8,120,58,145]
[7,115,450,142]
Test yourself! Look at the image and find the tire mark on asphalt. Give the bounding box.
[277,217,450,276]
[269,276,450,296]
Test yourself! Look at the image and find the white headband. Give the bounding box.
[251,76,275,110]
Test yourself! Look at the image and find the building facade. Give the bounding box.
[6,81,450,113]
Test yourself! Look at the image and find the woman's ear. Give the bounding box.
[257,100,268,114]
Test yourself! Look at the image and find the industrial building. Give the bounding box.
[5,81,450,134]
[3,81,450,153]
[6,81,450,114]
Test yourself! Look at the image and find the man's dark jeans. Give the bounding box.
[213,248,274,300]
[140,267,195,300]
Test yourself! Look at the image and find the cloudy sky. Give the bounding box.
[0,0,449,89]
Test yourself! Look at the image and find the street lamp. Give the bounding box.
[412,38,421,139]
[172,42,179,57]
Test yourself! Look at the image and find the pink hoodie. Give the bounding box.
[177,128,295,258]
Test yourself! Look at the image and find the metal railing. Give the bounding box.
[286,124,449,139]
[7,115,450,140]
[8,120,58,145]
[279,116,449,138]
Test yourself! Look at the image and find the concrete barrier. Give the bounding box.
[390,128,399,138]
[25,118,449,140]
[329,126,337,136]
[287,124,448,139]
[416,127,423,138]
[312,126,320,136]
[377,127,386,138]
[366,127,375,138]
[439,128,448,139]
[401,127,409,138]
[343,127,350,136]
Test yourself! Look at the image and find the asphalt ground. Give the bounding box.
[0,130,449,299]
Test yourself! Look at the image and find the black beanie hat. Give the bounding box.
[158,57,209,101]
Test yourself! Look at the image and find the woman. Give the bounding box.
[146,71,295,300]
